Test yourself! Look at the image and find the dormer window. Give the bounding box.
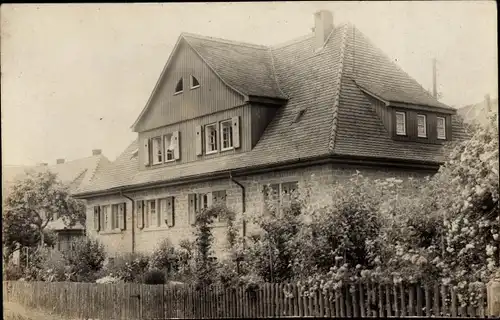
[437,117,446,140]
[190,75,200,89]
[174,78,183,95]
[395,111,406,135]
[417,114,427,138]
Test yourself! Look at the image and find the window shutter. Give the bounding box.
[118,203,125,230]
[173,131,180,160]
[143,138,150,166]
[136,200,144,229]
[188,194,196,225]
[167,197,175,227]
[93,206,100,231]
[195,125,203,156]
[232,116,240,149]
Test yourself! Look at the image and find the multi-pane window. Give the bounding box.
[152,137,163,164]
[164,134,175,161]
[111,204,119,230]
[199,193,209,210]
[159,197,175,227]
[395,112,406,135]
[102,205,110,231]
[213,190,227,222]
[263,182,298,216]
[220,120,233,150]
[437,117,446,140]
[205,124,218,154]
[417,114,427,138]
[149,200,157,228]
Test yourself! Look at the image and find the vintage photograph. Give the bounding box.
[1,2,499,319]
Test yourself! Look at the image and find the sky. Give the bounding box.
[1,2,497,166]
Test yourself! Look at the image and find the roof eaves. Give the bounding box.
[328,23,350,152]
[182,35,249,101]
[73,153,441,199]
[130,35,185,132]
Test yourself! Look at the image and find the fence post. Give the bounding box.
[487,279,500,317]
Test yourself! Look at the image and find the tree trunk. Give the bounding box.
[39,228,44,248]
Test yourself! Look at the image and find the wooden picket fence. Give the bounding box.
[2,280,494,319]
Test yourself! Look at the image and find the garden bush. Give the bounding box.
[64,238,106,282]
[149,238,179,275]
[142,269,166,284]
[105,252,150,283]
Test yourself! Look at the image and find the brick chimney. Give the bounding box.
[56,158,65,164]
[92,149,102,156]
[313,10,334,51]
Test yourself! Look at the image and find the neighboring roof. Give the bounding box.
[3,154,111,230]
[76,22,469,196]
[458,96,498,127]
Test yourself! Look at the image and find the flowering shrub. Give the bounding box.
[96,275,122,284]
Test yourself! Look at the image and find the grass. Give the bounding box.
[3,301,72,320]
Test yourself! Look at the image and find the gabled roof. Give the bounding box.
[76,22,469,197]
[458,96,498,127]
[131,32,287,131]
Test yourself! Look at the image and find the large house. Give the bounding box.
[74,11,468,257]
[2,149,110,256]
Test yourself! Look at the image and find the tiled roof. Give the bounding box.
[76,23,469,196]
[3,155,111,229]
[182,33,286,100]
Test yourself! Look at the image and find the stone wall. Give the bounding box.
[85,163,433,257]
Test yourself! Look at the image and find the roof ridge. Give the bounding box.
[351,25,447,108]
[181,32,268,50]
[328,23,350,152]
[268,47,288,99]
[271,32,314,49]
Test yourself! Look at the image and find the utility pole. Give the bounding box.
[432,58,437,99]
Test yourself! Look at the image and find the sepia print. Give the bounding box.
[1,2,499,319]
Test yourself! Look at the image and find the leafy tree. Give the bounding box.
[2,170,86,260]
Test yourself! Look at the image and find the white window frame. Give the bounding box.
[190,75,200,89]
[395,112,406,136]
[220,120,234,151]
[163,134,175,162]
[205,123,218,154]
[417,114,427,138]
[437,117,446,140]
[151,137,163,165]
[111,204,120,230]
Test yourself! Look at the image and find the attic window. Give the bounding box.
[190,75,200,89]
[174,78,183,94]
[293,109,307,123]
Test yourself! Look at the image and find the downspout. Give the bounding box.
[120,190,135,254]
[229,172,246,240]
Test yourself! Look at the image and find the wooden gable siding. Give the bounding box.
[139,105,252,170]
[135,40,245,133]
[368,95,393,134]
[250,105,278,148]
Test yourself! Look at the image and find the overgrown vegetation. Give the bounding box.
[8,112,498,306]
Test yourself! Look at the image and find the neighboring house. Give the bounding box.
[73,11,468,257]
[2,149,110,257]
[457,94,498,127]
